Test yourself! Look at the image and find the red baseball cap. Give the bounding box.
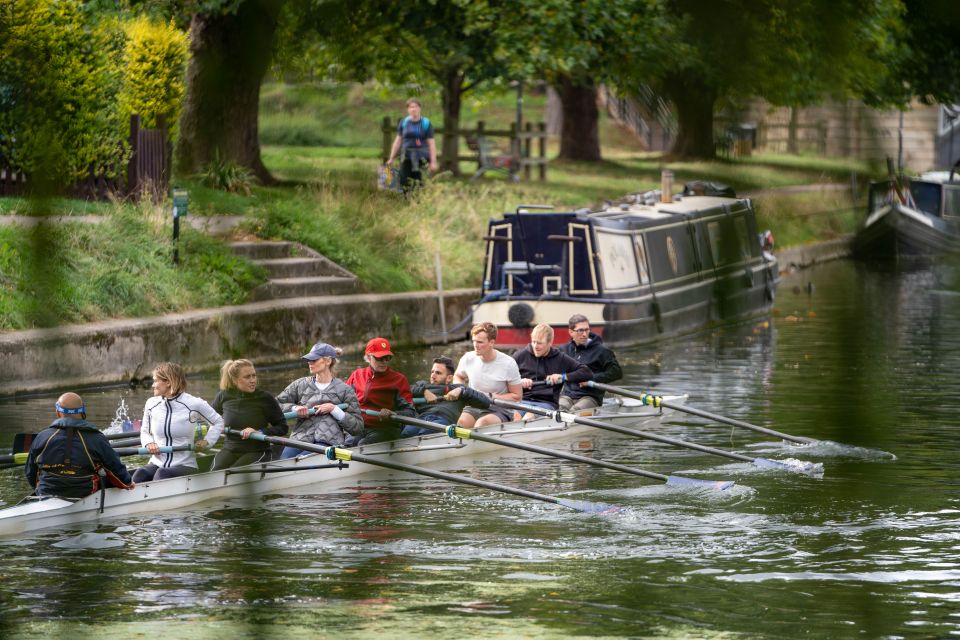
[365,337,394,358]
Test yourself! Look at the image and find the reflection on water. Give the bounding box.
[1,259,960,638]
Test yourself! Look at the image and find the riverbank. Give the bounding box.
[0,233,850,397]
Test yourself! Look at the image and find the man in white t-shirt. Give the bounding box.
[454,322,523,427]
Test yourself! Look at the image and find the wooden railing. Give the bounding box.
[381,117,548,181]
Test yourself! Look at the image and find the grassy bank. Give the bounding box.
[0,82,874,331]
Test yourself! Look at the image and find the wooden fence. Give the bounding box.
[0,114,170,201]
[381,117,548,181]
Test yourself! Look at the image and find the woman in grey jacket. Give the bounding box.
[276,342,364,457]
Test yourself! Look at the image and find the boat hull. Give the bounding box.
[0,403,672,537]
[853,203,960,259]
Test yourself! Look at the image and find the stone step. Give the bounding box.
[250,276,361,301]
[229,240,300,261]
[254,257,349,279]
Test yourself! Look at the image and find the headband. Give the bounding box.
[56,402,86,415]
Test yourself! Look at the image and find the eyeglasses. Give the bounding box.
[372,355,393,362]
[571,327,590,333]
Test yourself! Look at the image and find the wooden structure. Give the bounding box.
[381,117,548,181]
[0,114,170,201]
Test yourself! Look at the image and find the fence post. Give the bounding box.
[510,122,518,159]
[538,122,546,181]
[381,116,393,161]
[127,114,140,198]
[523,122,532,181]
[476,120,486,170]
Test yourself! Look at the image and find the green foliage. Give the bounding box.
[0,0,127,186]
[119,16,189,140]
[202,151,257,195]
[0,204,265,331]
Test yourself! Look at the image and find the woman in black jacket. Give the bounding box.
[210,359,287,470]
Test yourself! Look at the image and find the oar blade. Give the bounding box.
[665,475,735,490]
[554,498,624,514]
[753,457,823,476]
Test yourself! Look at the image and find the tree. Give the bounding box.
[606,0,903,159]
[175,0,285,183]
[309,0,506,175]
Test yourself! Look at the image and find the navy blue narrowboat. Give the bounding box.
[471,181,779,348]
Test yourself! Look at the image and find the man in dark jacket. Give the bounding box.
[25,392,134,499]
[512,323,592,420]
[399,355,492,437]
[559,314,623,412]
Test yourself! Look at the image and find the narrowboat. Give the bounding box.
[853,165,960,260]
[471,179,779,347]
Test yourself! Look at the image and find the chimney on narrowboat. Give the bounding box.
[660,170,674,203]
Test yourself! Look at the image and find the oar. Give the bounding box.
[586,381,816,445]
[370,410,733,490]
[223,427,621,513]
[11,429,140,454]
[0,444,192,466]
[490,399,818,474]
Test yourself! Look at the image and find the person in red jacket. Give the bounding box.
[345,337,416,445]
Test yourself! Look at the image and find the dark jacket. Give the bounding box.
[25,418,133,499]
[213,388,288,453]
[560,333,623,403]
[411,381,491,425]
[512,345,592,407]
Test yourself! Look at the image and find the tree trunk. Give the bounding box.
[664,74,718,159]
[439,68,464,176]
[175,0,283,184]
[556,75,601,162]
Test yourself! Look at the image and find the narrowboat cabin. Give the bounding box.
[471,181,779,348]
[853,166,960,260]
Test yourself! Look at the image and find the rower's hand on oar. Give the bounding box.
[294,405,310,418]
[145,443,160,455]
[313,403,336,415]
[443,387,463,401]
[544,374,563,385]
[378,408,395,421]
[520,378,534,389]
[423,389,438,403]
[195,439,208,450]
[240,427,258,439]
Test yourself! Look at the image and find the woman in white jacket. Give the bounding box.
[134,362,224,482]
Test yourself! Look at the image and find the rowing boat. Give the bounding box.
[0,398,680,537]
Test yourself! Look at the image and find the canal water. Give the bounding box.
[0,259,958,639]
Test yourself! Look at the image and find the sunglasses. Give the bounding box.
[372,354,393,362]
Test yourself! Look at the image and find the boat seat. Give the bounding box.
[499,261,560,294]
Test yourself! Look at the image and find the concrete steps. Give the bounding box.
[228,241,360,302]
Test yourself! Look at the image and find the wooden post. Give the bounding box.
[476,120,486,170]
[381,116,393,162]
[538,122,546,181]
[127,114,140,198]
[524,122,532,181]
[510,122,518,159]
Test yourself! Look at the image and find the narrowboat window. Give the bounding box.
[595,231,640,290]
[634,236,649,285]
[734,217,749,258]
[910,182,942,217]
[707,221,721,265]
[943,187,960,218]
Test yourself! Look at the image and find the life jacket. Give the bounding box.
[34,427,131,496]
[400,116,431,160]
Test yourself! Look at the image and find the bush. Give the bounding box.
[201,151,257,195]
[0,0,127,187]
[120,17,189,141]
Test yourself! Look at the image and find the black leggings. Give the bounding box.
[132,463,198,483]
[399,158,427,193]
[210,447,272,471]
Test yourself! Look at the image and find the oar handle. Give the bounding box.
[114,444,194,456]
[283,403,349,420]
[585,381,816,445]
